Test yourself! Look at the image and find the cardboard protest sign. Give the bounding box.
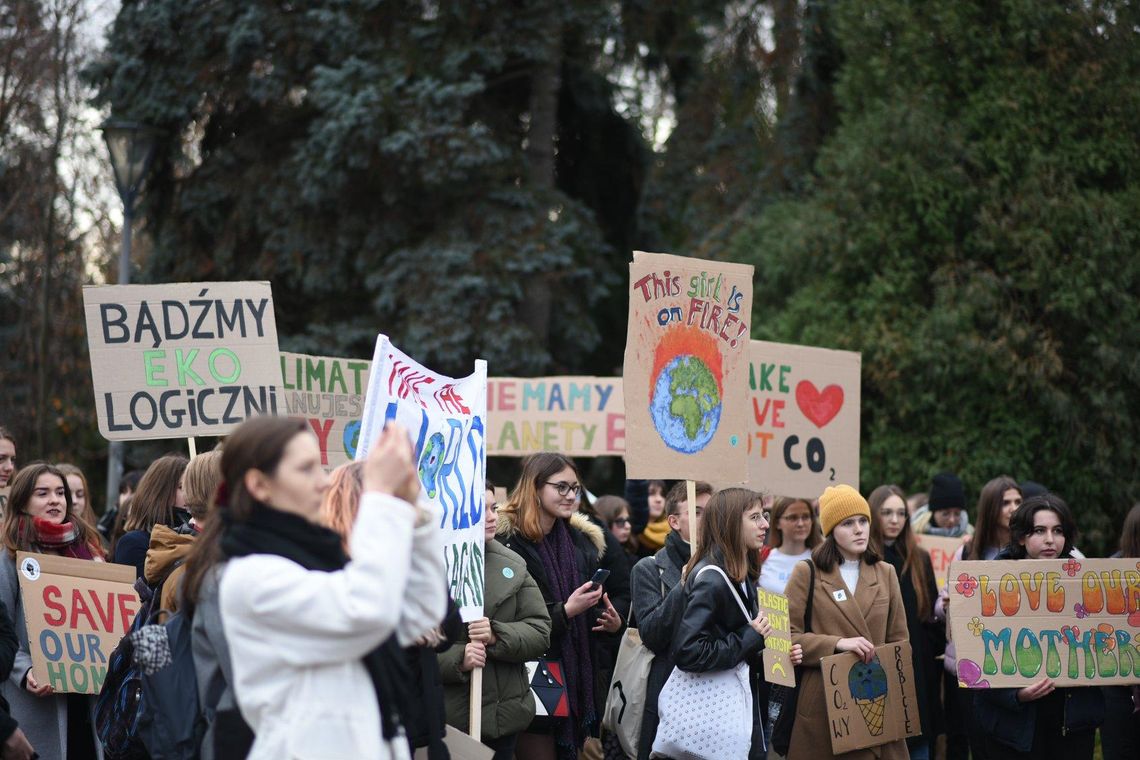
[747,340,860,497]
[758,588,796,687]
[948,558,1140,688]
[916,534,969,592]
[280,352,372,469]
[83,282,282,440]
[623,252,753,483]
[486,377,624,457]
[821,642,921,753]
[356,336,487,622]
[16,552,139,694]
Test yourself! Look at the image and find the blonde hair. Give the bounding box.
[321,462,364,552]
[183,451,223,522]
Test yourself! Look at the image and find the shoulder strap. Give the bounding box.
[694,564,752,625]
[803,559,816,634]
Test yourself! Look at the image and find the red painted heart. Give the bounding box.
[1128,610,1140,627]
[795,381,844,428]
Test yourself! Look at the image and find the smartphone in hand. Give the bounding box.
[589,568,611,591]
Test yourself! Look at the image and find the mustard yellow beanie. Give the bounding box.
[819,484,871,537]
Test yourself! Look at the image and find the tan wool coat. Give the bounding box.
[785,559,910,760]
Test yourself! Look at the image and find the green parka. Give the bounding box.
[438,538,552,739]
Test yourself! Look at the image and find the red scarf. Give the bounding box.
[29,516,97,560]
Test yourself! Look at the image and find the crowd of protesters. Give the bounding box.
[0,420,1136,760]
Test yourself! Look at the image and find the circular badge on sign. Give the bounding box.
[20,557,40,581]
[502,567,515,579]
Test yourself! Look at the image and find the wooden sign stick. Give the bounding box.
[687,480,698,551]
[468,667,483,740]
[187,437,197,458]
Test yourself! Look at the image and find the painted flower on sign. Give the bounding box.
[1062,558,1081,577]
[968,617,984,637]
[955,573,978,597]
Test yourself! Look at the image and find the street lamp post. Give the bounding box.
[100,119,160,518]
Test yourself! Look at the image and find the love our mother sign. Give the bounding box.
[948,558,1140,688]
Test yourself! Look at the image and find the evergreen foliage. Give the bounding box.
[732,1,1140,547]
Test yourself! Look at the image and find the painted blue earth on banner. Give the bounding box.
[343,420,361,459]
[649,355,722,453]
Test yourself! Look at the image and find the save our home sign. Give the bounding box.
[17,553,139,694]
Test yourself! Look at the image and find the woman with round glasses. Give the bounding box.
[758,496,821,595]
[496,453,623,760]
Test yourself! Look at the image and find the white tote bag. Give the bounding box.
[603,626,655,756]
[651,565,755,760]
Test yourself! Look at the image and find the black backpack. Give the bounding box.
[96,563,201,760]
[95,574,165,760]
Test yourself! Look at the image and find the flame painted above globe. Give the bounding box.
[648,327,725,454]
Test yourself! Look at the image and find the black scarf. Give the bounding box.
[664,529,691,570]
[221,502,411,741]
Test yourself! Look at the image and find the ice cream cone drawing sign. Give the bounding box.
[623,251,754,482]
[747,340,861,496]
[821,642,920,753]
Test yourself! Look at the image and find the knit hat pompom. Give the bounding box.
[819,484,871,537]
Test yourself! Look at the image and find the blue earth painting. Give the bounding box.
[649,354,723,453]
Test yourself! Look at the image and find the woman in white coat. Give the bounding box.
[216,416,447,760]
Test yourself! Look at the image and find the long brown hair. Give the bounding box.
[968,476,1020,560]
[1119,503,1140,558]
[684,488,763,583]
[179,417,311,615]
[497,452,581,542]
[593,494,637,554]
[123,455,189,533]
[56,463,98,528]
[768,496,822,549]
[320,461,364,553]
[868,484,933,620]
[2,463,103,559]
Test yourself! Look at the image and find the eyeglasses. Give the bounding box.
[612,517,631,527]
[781,514,813,524]
[545,481,582,498]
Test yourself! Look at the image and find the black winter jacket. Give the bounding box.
[973,549,1105,752]
[0,598,18,742]
[498,511,609,726]
[672,555,767,760]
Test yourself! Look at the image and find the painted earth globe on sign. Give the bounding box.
[649,354,722,453]
[344,420,361,459]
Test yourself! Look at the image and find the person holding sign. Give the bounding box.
[215,416,448,760]
[628,480,713,760]
[783,484,909,760]
[497,453,622,760]
[0,463,105,760]
[655,488,801,760]
[935,475,1021,760]
[868,485,942,760]
[973,494,1105,759]
[437,483,552,760]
